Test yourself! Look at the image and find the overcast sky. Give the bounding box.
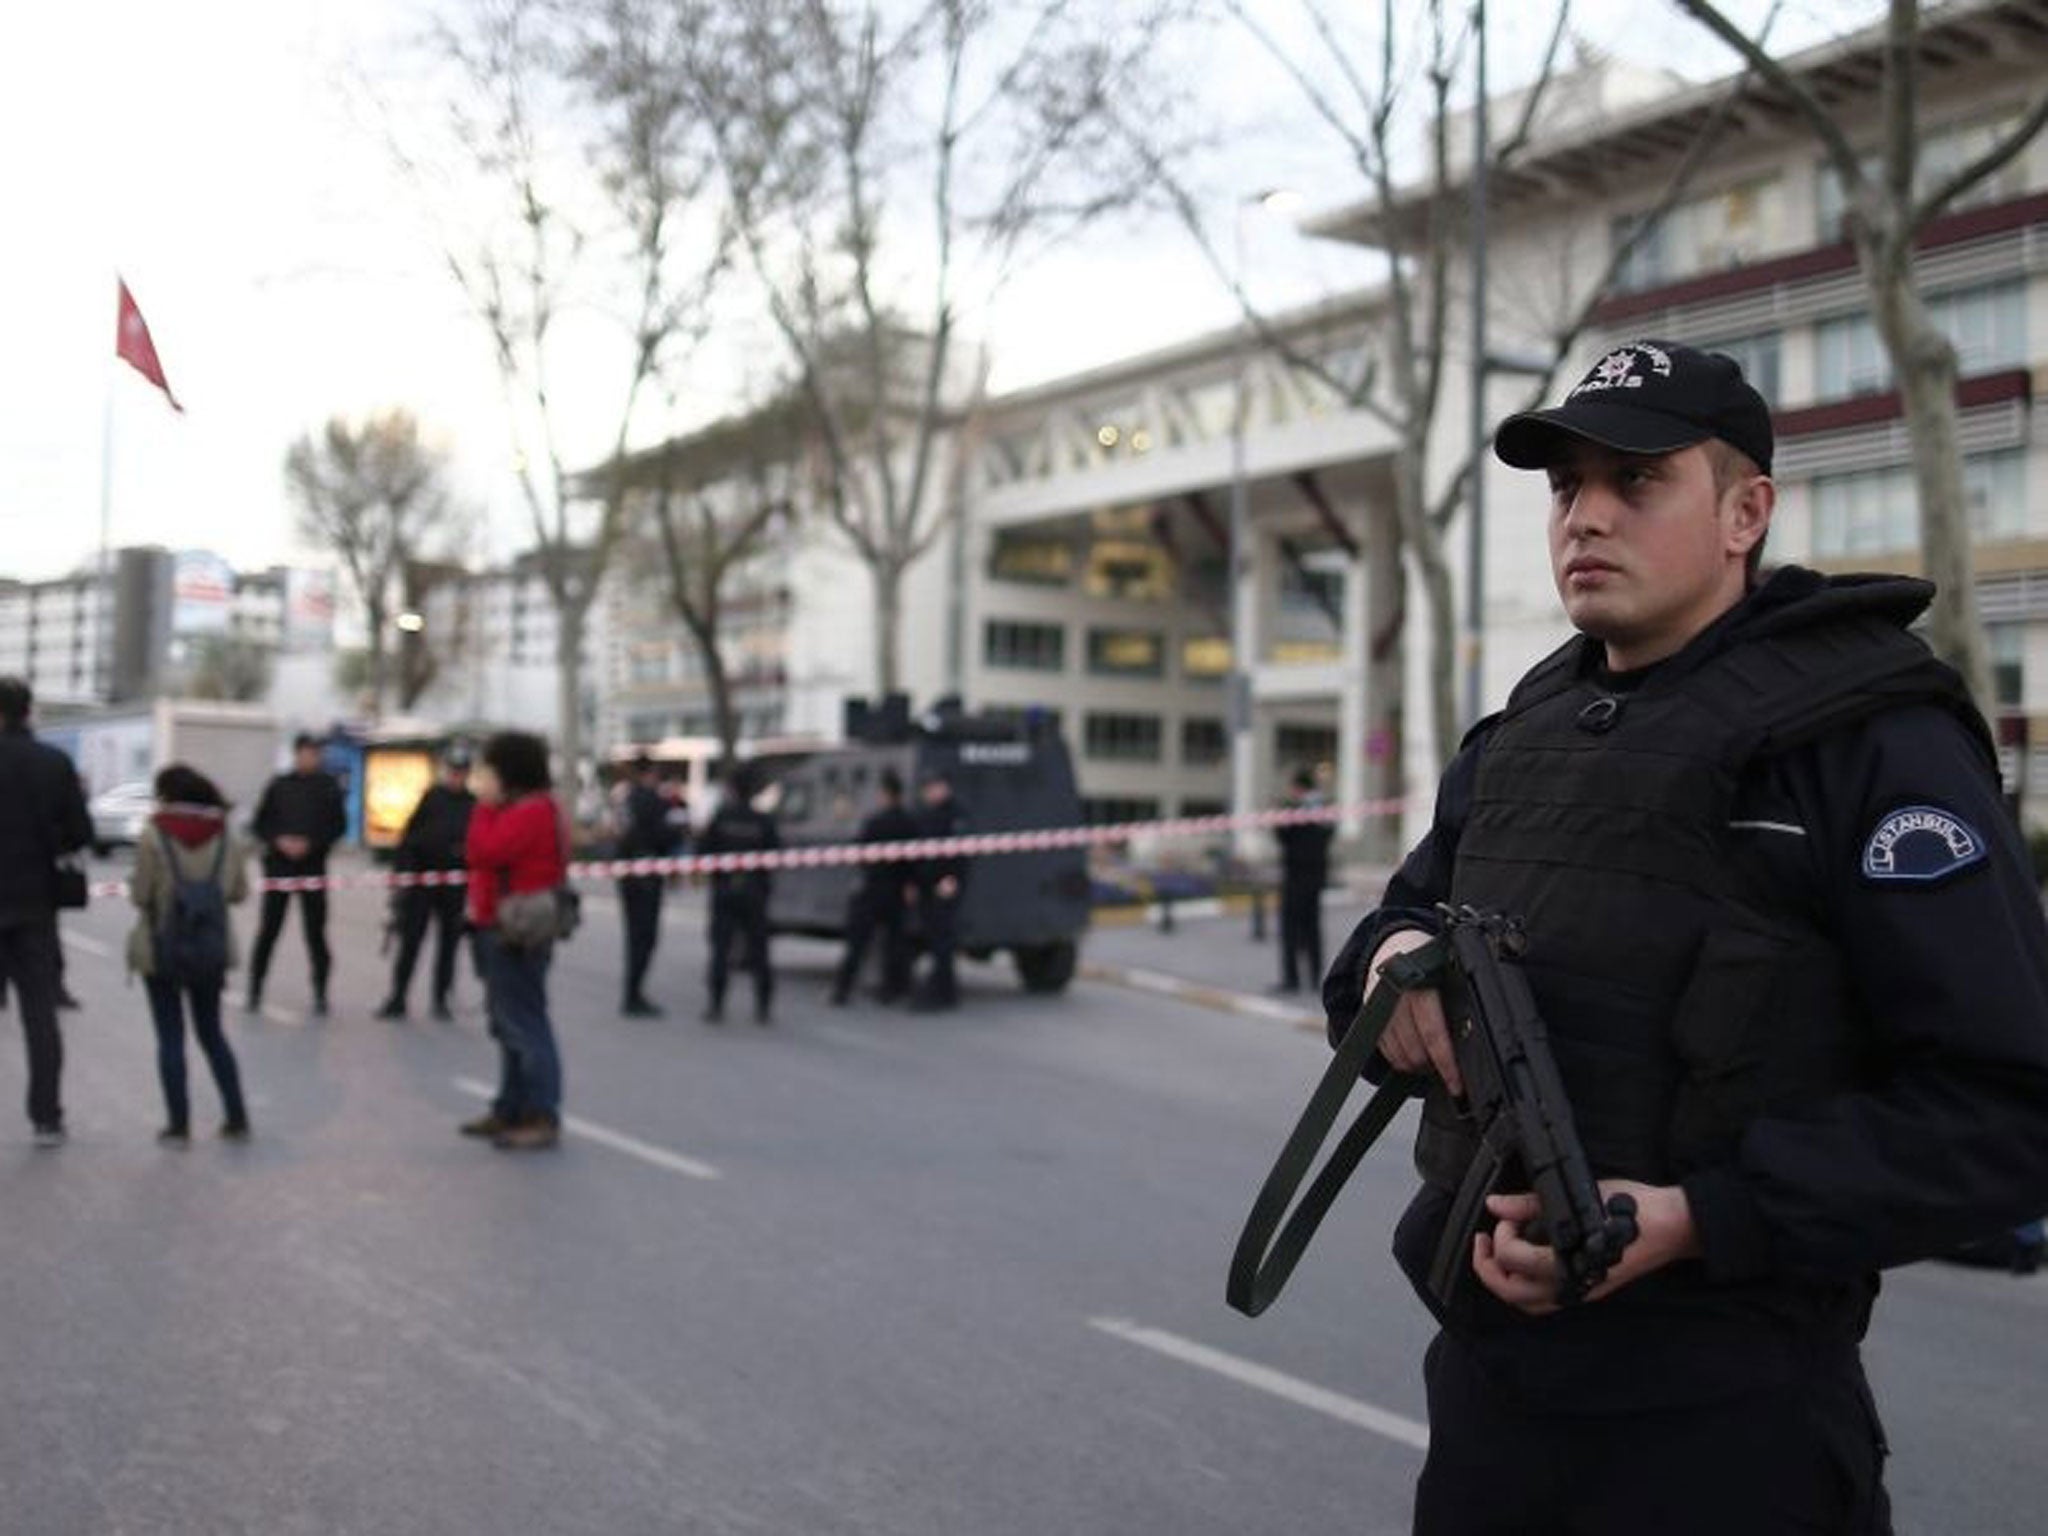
[0,0,1871,585]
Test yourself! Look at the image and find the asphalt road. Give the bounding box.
[2,868,2042,1534]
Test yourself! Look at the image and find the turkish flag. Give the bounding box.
[115,279,182,412]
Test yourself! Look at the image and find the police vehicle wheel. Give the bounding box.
[1014,941,1076,994]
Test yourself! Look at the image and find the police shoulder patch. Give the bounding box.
[1859,804,1988,885]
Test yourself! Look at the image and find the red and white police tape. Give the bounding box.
[81,795,1410,899]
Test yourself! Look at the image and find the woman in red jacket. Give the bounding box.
[461,731,568,1150]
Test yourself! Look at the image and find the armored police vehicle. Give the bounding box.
[765,697,1090,993]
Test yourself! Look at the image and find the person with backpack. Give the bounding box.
[125,765,251,1143]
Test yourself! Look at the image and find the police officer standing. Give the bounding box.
[830,768,918,1006]
[1323,341,2048,1534]
[1271,765,1334,995]
[248,733,348,1016]
[909,770,967,1012]
[376,744,475,1022]
[697,765,779,1024]
[614,754,680,1018]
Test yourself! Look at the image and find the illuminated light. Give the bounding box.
[395,612,426,633]
[1130,429,1152,453]
[1096,423,1121,448]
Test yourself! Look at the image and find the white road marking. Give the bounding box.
[452,1078,722,1181]
[59,930,117,959]
[1088,1316,1429,1451]
[261,1006,302,1027]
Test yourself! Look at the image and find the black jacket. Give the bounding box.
[396,783,476,873]
[1274,799,1334,891]
[856,802,920,895]
[698,803,780,899]
[0,726,90,927]
[916,795,969,891]
[253,769,348,875]
[615,781,680,863]
[1326,568,2048,1409]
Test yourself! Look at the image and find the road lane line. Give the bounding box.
[60,930,116,959]
[1087,1316,1429,1450]
[452,1078,722,1181]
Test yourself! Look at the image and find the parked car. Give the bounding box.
[89,780,155,856]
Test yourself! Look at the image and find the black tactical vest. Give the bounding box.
[1419,570,1991,1188]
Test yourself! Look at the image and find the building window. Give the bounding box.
[1182,634,1231,681]
[1814,279,2026,400]
[1816,113,2030,238]
[1080,796,1161,826]
[983,620,1065,672]
[988,530,1075,587]
[1083,536,1174,603]
[1611,175,1785,291]
[1087,627,1165,677]
[1084,712,1162,762]
[1274,723,1337,775]
[1182,716,1227,766]
[1697,332,1782,406]
[1988,623,2024,710]
[1810,449,2026,558]
[1180,798,1227,819]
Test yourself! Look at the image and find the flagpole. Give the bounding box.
[98,347,115,704]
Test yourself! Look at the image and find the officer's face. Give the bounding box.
[1544,440,1770,671]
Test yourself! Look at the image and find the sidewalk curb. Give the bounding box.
[1079,960,1324,1033]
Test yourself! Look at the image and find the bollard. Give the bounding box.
[1249,886,1266,942]
[1157,892,1175,934]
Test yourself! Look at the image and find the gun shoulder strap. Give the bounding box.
[1226,942,1438,1317]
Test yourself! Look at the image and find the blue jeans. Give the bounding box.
[477,930,561,1121]
[144,974,247,1130]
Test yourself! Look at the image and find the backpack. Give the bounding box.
[157,830,230,985]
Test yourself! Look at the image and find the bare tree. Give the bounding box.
[1127,0,1748,775]
[283,409,458,719]
[1671,0,2048,706]
[700,0,1169,694]
[185,636,274,703]
[407,0,731,805]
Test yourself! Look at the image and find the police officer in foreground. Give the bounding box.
[697,765,779,1024]
[909,770,967,1012]
[1271,765,1334,994]
[248,732,349,1016]
[613,754,680,1018]
[377,744,475,1022]
[830,767,918,1006]
[1324,341,2048,1534]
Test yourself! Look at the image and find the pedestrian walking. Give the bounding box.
[125,765,251,1143]
[1321,340,2048,1533]
[246,732,347,1016]
[377,744,476,1022]
[461,731,568,1151]
[1272,766,1334,995]
[697,765,779,1025]
[830,768,918,1006]
[613,754,680,1017]
[0,677,92,1146]
[909,771,967,1012]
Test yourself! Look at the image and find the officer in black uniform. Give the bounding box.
[248,732,349,1016]
[377,744,475,1022]
[1323,341,2048,1535]
[697,765,779,1024]
[1272,765,1335,994]
[613,754,681,1017]
[830,767,918,1006]
[909,770,967,1012]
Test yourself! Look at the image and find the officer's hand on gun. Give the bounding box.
[1363,928,1701,1315]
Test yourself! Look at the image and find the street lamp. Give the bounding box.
[1228,186,1303,847]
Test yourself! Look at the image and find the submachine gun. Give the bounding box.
[1227,905,1639,1317]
